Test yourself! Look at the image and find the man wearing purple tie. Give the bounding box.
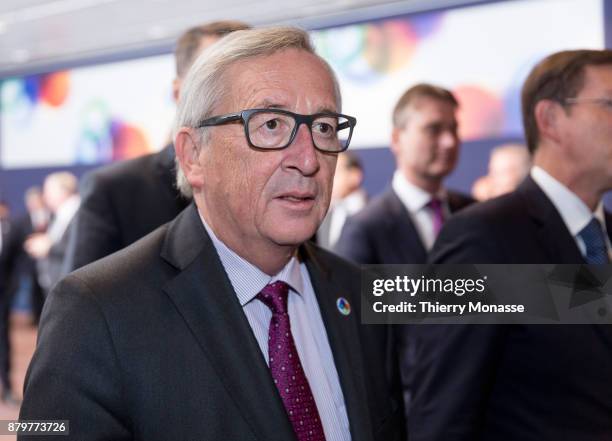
[335,83,473,265]
[334,84,474,428]
[19,27,404,441]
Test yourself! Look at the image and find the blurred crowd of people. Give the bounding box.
[0,172,80,402]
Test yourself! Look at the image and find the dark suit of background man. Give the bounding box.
[334,84,473,424]
[64,20,250,271]
[20,27,404,441]
[408,49,612,441]
[335,83,473,265]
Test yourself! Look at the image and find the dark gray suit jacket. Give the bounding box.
[335,187,474,265]
[65,144,190,271]
[408,177,612,441]
[20,203,404,441]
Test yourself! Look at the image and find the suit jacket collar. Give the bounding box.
[160,204,373,441]
[518,176,585,263]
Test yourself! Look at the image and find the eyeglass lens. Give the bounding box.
[246,111,351,151]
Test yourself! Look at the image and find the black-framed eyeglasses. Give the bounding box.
[564,97,612,110]
[195,108,357,153]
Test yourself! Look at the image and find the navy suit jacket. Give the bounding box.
[335,187,474,265]
[20,203,405,441]
[408,176,612,441]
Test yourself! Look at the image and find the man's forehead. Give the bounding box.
[223,50,338,111]
[409,96,455,113]
[403,97,457,124]
[581,64,612,94]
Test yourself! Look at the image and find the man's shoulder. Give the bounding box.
[447,189,476,212]
[431,190,531,263]
[447,190,525,229]
[83,151,161,190]
[65,222,172,299]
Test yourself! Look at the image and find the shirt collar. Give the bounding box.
[391,170,446,213]
[531,166,607,236]
[199,213,304,306]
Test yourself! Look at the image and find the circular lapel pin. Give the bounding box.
[336,297,351,316]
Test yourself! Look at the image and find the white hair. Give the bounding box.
[174,26,342,198]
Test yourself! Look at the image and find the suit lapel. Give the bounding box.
[519,176,585,263]
[161,205,296,441]
[383,189,427,263]
[302,243,374,441]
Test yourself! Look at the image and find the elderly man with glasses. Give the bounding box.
[19,27,404,441]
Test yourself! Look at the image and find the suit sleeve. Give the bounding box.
[334,216,375,264]
[64,172,122,271]
[19,275,131,441]
[407,215,506,441]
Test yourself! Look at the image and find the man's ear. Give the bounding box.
[390,127,402,156]
[175,128,205,190]
[534,99,563,146]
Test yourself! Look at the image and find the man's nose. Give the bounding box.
[283,123,320,176]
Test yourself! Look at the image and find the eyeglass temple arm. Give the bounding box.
[196,113,242,128]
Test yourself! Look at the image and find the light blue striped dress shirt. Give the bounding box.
[201,217,351,441]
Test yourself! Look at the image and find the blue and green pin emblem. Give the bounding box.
[336,297,351,316]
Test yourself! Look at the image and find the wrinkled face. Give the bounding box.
[392,97,460,183]
[195,49,339,250]
[558,64,612,191]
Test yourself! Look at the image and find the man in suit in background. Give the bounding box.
[335,83,473,265]
[409,49,612,441]
[20,27,404,441]
[317,151,367,250]
[65,20,250,271]
[24,173,79,296]
[12,187,49,322]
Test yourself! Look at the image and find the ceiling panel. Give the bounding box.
[0,0,478,76]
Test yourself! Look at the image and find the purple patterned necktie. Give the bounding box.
[428,197,445,236]
[257,281,326,441]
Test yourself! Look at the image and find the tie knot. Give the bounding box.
[257,281,290,315]
[428,197,442,210]
[580,217,605,239]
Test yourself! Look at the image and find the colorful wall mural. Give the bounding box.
[0,0,605,169]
